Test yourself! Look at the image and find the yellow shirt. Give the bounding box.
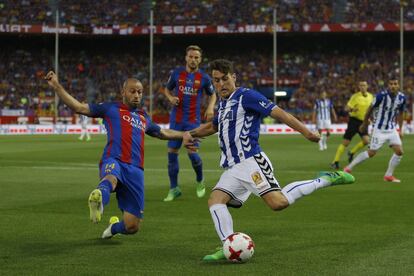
[347,91,374,121]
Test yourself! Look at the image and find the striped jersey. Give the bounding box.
[314,99,333,121]
[166,67,215,125]
[213,87,276,168]
[371,90,406,131]
[89,102,161,169]
[79,114,89,126]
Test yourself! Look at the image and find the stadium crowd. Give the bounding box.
[1,45,413,122]
[1,0,413,26]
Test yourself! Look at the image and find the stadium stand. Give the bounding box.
[1,1,413,25]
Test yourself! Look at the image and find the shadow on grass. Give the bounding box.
[16,238,122,258]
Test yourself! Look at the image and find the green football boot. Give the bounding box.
[196,180,206,198]
[163,187,182,202]
[202,247,226,262]
[318,171,355,185]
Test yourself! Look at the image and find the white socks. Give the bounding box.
[209,204,234,242]
[385,154,402,176]
[319,133,327,150]
[348,151,370,169]
[281,178,331,205]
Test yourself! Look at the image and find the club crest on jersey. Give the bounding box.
[251,171,264,186]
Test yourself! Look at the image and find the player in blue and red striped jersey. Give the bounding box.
[45,71,187,239]
[162,45,216,201]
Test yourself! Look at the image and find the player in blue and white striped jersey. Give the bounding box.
[183,59,355,261]
[344,77,406,182]
[78,114,91,141]
[312,91,337,150]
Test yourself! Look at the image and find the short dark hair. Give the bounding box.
[186,45,202,55]
[209,59,234,75]
[388,74,399,81]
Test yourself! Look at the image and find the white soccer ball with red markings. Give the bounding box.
[223,232,255,263]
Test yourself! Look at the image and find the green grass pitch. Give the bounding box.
[0,134,413,275]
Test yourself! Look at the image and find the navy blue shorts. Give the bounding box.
[167,122,200,149]
[100,158,144,219]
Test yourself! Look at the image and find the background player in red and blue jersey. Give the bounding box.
[162,45,216,201]
[45,71,188,239]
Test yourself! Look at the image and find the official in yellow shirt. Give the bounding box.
[331,81,374,169]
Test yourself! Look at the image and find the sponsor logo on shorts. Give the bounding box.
[251,171,264,186]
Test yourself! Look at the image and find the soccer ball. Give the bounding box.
[223,232,255,263]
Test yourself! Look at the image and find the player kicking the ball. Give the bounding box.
[182,59,355,261]
[45,71,188,239]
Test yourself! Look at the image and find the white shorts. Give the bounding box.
[317,119,331,130]
[369,129,402,151]
[213,152,281,208]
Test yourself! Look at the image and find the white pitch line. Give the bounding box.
[0,165,413,175]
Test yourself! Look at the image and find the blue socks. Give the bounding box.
[168,152,179,189]
[111,221,128,235]
[98,179,112,206]
[168,152,203,188]
[188,153,203,182]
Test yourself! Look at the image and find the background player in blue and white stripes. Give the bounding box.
[78,114,91,141]
[182,59,355,261]
[344,77,406,182]
[312,91,337,150]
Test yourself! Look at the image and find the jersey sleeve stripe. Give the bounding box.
[189,72,202,123]
[175,71,187,123]
[104,115,114,158]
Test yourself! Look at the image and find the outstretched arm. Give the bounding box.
[397,112,404,138]
[331,107,338,122]
[153,128,187,140]
[270,107,320,142]
[188,121,218,138]
[183,122,218,150]
[204,93,217,121]
[45,71,91,116]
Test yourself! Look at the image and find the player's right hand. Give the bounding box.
[169,96,180,106]
[44,71,60,88]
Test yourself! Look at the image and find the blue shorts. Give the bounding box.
[99,158,144,218]
[168,122,200,149]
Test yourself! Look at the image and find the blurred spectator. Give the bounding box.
[0,40,413,122]
[0,1,413,26]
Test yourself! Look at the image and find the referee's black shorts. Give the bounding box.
[343,117,368,140]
